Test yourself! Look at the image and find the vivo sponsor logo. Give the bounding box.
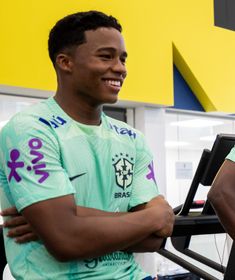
[7,138,49,184]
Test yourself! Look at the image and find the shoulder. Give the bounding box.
[1,99,52,133]
[0,99,58,147]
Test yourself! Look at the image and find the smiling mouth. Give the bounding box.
[103,79,122,88]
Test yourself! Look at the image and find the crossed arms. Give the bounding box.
[2,194,175,261]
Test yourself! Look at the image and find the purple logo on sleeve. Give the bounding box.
[146,161,157,185]
[7,138,49,184]
[28,138,49,183]
[7,149,25,182]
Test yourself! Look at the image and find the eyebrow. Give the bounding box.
[96,47,128,58]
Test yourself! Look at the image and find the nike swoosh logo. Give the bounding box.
[69,173,86,181]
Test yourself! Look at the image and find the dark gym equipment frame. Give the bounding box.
[159,134,235,280]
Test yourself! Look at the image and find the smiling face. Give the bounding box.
[68,27,127,106]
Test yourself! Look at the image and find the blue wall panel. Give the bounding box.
[173,65,204,112]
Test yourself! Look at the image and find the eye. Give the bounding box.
[99,54,112,60]
[120,57,127,65]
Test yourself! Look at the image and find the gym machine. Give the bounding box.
[159,134,235,280]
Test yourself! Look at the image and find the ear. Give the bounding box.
[55,53,73,73]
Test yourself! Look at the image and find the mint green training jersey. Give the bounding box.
[0,97,159,280]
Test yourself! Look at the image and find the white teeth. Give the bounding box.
[106,80,121,87]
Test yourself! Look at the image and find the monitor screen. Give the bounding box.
[201,134,235,186]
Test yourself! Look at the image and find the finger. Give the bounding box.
[15,233,39,244]
[4,216,28,228]
[1,206,18,216]
[7,224,33,238]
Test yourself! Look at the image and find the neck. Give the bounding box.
[54,88,103,126]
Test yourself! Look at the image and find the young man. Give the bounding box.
[0,11,174,279]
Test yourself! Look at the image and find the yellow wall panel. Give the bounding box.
[0,0,173,106]
[1,1,235,112]
[171,1,235,112]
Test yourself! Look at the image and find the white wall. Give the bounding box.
[135,107,167,196]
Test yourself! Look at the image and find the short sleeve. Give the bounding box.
[0,115,75,212]
[226,146,235,162]
[128,133,159,210]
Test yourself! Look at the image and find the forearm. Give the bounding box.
[70,212,156,257]
[120,197,174,253]
[76,205,126,217]
[77,205,164,253]
[23,201,161,262]
[123,234,164,253]
[3,196,174,259]
[3,206,163,257]
[132,196,175,238]
[208,183,235,239]
[207,160,235,240]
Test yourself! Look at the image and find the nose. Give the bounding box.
[111,58,127,79]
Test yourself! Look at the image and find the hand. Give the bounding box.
[146,195,175,237]
[1,206,39,243]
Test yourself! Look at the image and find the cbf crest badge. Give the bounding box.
[112,153,134,190]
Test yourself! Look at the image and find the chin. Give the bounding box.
[102,93,119,104]
[106,98,118,105]
[106,97,118,104]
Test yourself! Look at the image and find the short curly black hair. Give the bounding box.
[48,10,122,65]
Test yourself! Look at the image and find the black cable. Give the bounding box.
[213,234,226,274]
